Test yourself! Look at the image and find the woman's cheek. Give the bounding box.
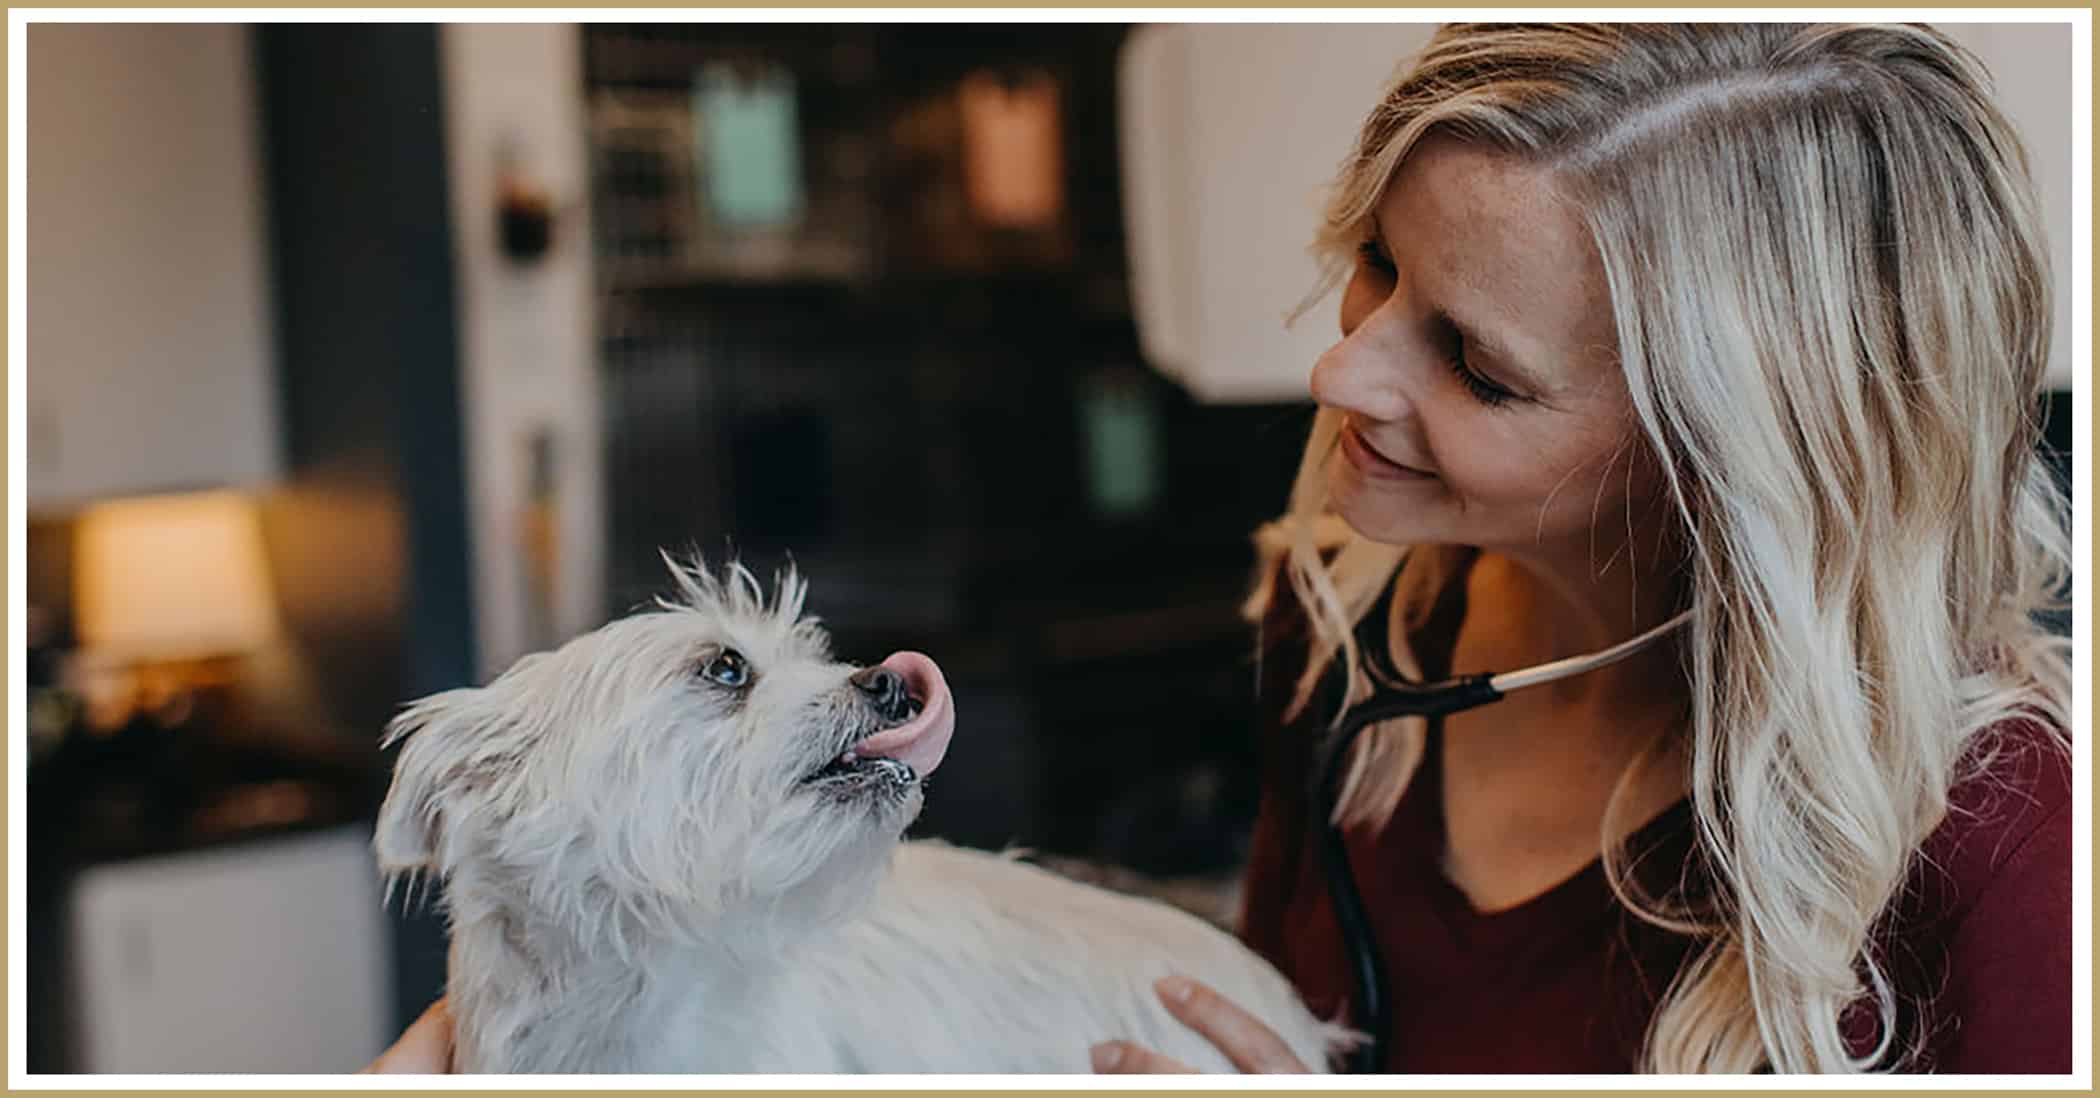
[1429,421,1578,509]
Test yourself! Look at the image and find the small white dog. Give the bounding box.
[375,555,1349,1073]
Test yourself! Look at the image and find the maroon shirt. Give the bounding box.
[1237,597,2072,1073]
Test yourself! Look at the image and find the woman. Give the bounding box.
[368,21,2071,1075]
[1089,21,2072,1074]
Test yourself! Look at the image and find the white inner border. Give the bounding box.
[8,6,2091,1091]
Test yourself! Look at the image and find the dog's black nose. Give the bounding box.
[850,666,914,723]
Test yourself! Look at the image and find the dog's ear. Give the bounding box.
[376,652,561,877]
[374,688,480,874]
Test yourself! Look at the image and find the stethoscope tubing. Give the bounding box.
[1316,609,1691,1073]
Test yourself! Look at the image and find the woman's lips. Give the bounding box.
[1339,420,1436,481]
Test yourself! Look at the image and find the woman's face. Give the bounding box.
[1313,135,1664,564]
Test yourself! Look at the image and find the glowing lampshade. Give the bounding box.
[73,489,278,663]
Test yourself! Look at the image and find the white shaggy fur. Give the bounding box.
[376,555,1349,1073]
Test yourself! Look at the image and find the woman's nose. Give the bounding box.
[1310,308,1414,423]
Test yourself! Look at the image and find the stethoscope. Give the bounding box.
[1313,597,1693,1074]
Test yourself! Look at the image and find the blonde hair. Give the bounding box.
[1247,23,2072,1073]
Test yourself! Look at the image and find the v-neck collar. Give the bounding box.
[1334,557,1702,971]
[1372,719,1697,964]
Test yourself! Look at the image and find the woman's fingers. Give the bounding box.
[1154,974,1311,1074]
[360,998,455,1074]
[1090,1040,1200,1073]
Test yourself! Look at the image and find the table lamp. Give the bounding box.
[72,488,278,729]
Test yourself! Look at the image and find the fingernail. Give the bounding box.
[1090,1043,1123,1071]
[1157,974,1194,1003]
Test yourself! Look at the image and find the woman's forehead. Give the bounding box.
[1376,138,1620,393]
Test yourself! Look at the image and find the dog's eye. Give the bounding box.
[702,649,749,688]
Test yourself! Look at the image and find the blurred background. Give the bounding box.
[21,21,2075,1073]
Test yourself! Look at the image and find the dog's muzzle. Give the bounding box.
[802,652,957,793]
[849,665,923,724]
[804,673,924,789]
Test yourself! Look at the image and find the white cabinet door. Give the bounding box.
[68,826,390,1074]
[1119,23,2076,404]
[1120,24,1436,405]
[27,24,280,508]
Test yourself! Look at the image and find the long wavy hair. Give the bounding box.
[1245,23,2072,1073]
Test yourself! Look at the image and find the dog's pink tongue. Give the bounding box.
[853,651,956,779]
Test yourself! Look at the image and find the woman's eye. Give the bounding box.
[702,649,749,688]
[1449,355,1517,408]
[1433,316,1520,409]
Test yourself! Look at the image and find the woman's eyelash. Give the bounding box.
[1360,237,1518,410]
[1437,322,1518,409]
[1449,356,1516,408]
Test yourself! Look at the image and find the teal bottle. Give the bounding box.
[694,61,804,229]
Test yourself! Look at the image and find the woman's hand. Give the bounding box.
[1089,975,1314,1074]
[360,998,455,1073]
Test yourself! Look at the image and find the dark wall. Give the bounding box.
[255,23,475,1031]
